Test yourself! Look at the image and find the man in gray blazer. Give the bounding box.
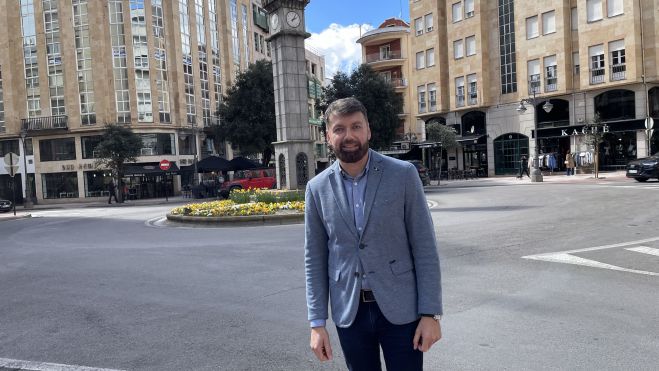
[305,97,442,370]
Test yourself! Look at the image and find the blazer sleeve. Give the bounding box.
[304,183,330,322]
[403,164,443,315]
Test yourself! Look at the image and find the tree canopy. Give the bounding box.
[215,59,275,166]
[320,64,403,150]
[94,123,142,201]
[425,122,458,149]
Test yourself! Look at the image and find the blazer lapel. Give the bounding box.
[362,150,384,233]
[328,163,359,238]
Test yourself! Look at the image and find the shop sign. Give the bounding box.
[61,164,75,171]
[561,125,609,137]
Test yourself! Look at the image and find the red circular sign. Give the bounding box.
[159,159,171,171]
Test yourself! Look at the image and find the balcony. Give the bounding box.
[590,67,605,84]
[456,94,465,108]
[389,78,408,88]
[365,50,403,64]
[610,64,626,81]
[545,76,557,92]
[21,115,68,132]
[528,74,541,94]
[468,92,477,105]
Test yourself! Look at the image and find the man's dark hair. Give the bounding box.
[323,97,368,128]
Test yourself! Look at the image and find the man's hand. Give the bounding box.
[310,327,333,361]
[413,317,442,352]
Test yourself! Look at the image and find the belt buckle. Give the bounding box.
[361,290,375,303]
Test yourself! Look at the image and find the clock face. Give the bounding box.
[286,11,300,28]
[270,13,280,31]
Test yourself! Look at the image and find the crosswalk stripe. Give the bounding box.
[625,246,659,256]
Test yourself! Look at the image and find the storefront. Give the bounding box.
[493,133,529,175]
[122,162,179,199]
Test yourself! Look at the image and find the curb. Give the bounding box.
[166,212,304,225]
[0,213,32,222]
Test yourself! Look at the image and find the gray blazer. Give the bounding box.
[305,149,442,328]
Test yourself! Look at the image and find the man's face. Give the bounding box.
[326,111,371,163]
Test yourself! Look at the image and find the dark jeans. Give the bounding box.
[108,193,119,204]
[519,167,530,178]
[335,299,422,371]
[566,168,574,176]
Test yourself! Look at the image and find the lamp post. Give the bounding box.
[516,90,553,182]
[19,128,33,209]
[192,120,199,186]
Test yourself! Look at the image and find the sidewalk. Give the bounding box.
[0,195,192,221]
[427,170,629,188]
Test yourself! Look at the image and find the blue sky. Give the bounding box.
[304,0,410,79]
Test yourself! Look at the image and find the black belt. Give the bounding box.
[361,290,376,303]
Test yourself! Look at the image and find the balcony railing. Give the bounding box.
[429,102,437,112]
[528,74,541,94]
[590,67,605,84]
[390,78,408,87]
[21,115,68,131]
[365,50,403,63]
[545,77,557,92]
[468,92,477,105]
[610,64,626,81]
[418,102,426,113]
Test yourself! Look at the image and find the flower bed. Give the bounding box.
[170,189,305,217]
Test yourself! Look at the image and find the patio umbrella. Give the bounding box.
[196,156,231,172]
[228,156,260,171]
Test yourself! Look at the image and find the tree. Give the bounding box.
[583,113,606,179]
[320,64,403,150]
[94,123,142,202]
[425,122,458,183]
[215,59,275,166]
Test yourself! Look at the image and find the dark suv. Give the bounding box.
[407,160,430,186]
[626,153,659,182]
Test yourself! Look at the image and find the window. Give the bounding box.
[414,17,423,36]
[609,39,626,81]
[453,39,464,59]
[589,44,605,84]
[587,0,602,22]
[81,135,102,159]
[527,59,541,94]
[467,74,477,105]
[455,77,465,107]
[573,52,580,75]
[452,2,462,22]
[544,55,557,92]
[607,0,623,17]
[39,137,76,162]
[526,16,538,39]
[465,0,475,17]
[571,7,578,30]
[380,44,391,60]
[466,36,476,56]
[424,13,433,32]
[416,51,425,69]
[42,172,78,199]
[428,83,437,111]
[418,85,426,113]
[426,48,435,67]
[499,0,517,94]
[542,11,555,34]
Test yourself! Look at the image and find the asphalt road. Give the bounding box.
[1,180,658,370]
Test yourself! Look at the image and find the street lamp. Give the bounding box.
[191,120,200,186]
[19,127,33,208]
[516,90,553,182]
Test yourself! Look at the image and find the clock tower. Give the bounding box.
[263,0,315,190]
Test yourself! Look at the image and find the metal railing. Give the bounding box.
[528,74,541,94]
[456,94,465,107]
[21,115,68,131]
[365,50,403,63]
[389,78,408,87]
[545,77,557,92]
[468,92,477,105]
[610,64,626,81]
[590,67,605,84]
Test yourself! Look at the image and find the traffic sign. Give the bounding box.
[3,152,19,166]
[5,165,19,177]
[159,159,171,171]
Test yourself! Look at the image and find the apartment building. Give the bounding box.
[403,0,659,176]
[357,18,414,152]
[0,0,302,204]
[305,47,329,172]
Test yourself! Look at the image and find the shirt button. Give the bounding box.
[354,182,358,186]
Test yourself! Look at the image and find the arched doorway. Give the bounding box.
[278,154,286,188]
[494,133,529,175]
[536,98,569,128]
[296,152,309,187]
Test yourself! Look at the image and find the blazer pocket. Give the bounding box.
[389,259,414,276]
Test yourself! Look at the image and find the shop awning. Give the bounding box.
[123,162,179,177]
[456,134,487,143]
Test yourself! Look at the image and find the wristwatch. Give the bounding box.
[420,314,441,321]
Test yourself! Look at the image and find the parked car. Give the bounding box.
[0,199,12,213]
[407,160,431,186]
[626,153,659,182]
[220,168,277,198]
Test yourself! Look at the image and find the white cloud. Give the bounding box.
[305,23,374,80]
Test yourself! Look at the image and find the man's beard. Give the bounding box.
[329,139,369,163]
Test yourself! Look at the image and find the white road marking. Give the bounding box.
[625,246,659,257]
[0,357,124,371]
[522,236,659,276]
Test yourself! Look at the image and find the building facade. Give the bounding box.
[0,0,324,204]
[401,0,659,176]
